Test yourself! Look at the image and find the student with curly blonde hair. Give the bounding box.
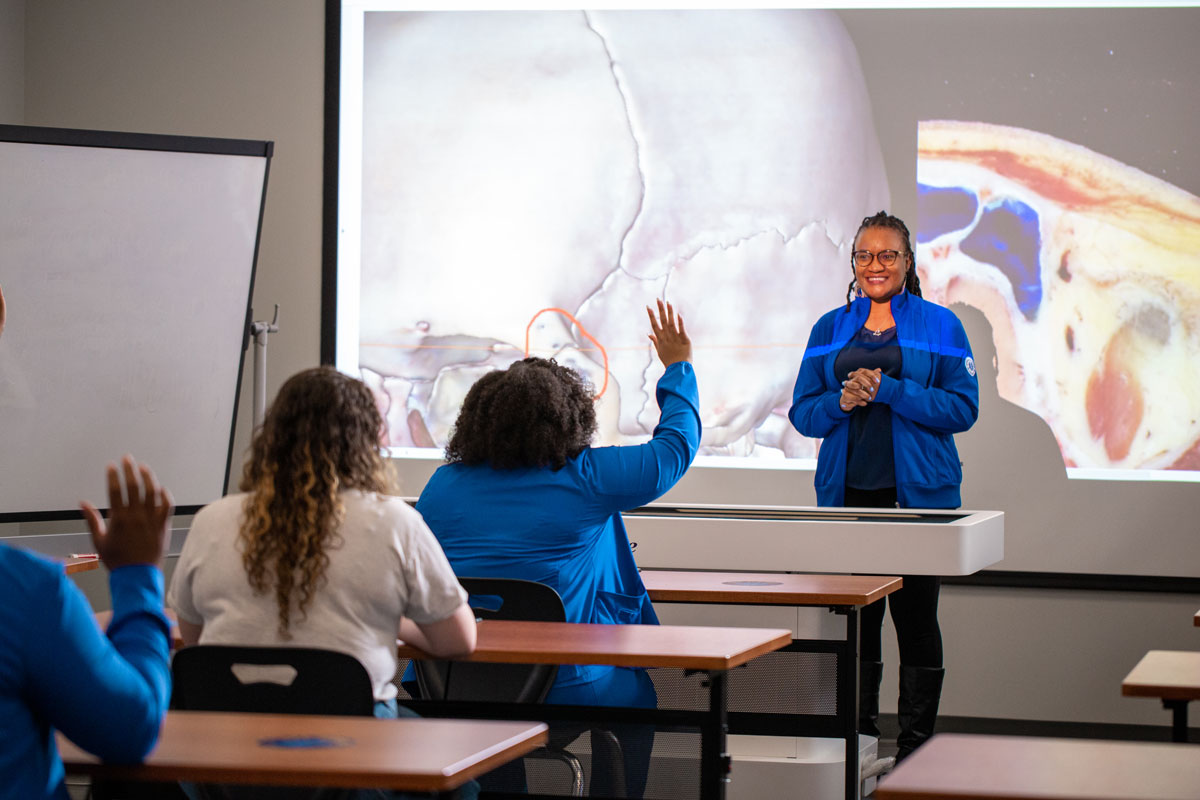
[169,366,476,714]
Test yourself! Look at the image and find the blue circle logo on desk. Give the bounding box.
[259,736,355,749]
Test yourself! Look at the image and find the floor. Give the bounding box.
[863,729,900,799]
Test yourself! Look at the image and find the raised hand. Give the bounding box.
[81,456,174,570]
[647,299,692,367]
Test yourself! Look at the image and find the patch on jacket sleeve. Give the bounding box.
[964,356,976,377]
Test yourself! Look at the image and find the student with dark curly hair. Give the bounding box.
[169,366,477,714]
[416,300,699,797]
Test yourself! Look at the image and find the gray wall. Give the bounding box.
[0,0,22,120]
[23,0,326,488]
[12,0,1199,731]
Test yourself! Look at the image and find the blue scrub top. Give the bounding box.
[417,361,701,689]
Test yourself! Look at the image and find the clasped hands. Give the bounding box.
[840,368,881,412]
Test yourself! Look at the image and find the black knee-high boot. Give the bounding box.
[859,660,884,738]
[896,665,944,761]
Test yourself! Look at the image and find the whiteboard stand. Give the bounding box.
[250,305,280,429]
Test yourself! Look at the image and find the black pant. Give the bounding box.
[844,486,943,668]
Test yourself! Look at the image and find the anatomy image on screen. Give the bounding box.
[347,9,889,464]
[916,120,1200,478]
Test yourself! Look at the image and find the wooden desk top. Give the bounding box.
[640,569,902,607]
[64,556,101,574]
[399,620,791,671]
[1122,650,1200,701]
[58,710,547,791]
[875,733,1200,800]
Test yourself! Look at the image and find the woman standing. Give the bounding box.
[789,211,978,761]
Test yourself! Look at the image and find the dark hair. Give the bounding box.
[845,210,923,309]
[239,366,395,637]
[445,357,597,470]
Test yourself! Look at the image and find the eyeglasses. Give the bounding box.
[852,249,905,268]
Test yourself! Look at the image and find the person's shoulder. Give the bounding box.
[186,494,248,547]
[417,462,473,502]
[902,294,957,324]
[196,492,246,514]
[916,294,950,313]
[815,304,851,327]
[0,544,62,579]
[191,493,246,527]
[917,296,970,332]
[0,545,67,602]
[347,489,424,527]
[805,303,855,346]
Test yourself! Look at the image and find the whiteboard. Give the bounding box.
[0,125,270,520]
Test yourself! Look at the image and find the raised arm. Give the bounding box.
[26,458,173,763]
[585,300,701,509]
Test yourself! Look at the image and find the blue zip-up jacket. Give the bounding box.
[0,547,171,800]
[789,292,978,509]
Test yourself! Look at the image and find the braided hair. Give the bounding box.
[845,210,923,310]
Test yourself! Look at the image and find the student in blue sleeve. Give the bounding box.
[417,300,700,798]
[0,456,174,800]
[790,211,979,764]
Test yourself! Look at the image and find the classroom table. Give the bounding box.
[640,570,902,800]
[1122,650,1200,743]
[398,619,792,800]
[873,733,1200,800]
[58,709,548,792]
[64,555,101,574]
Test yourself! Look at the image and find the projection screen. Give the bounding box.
[325,2,1200,581]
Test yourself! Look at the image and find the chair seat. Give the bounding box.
[412,578,625,797]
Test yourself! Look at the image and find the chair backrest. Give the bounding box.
[171,645,375,717]
[414,577,565,704]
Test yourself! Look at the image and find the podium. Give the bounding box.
[628,503,1004,800]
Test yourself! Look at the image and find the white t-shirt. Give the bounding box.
[168,489,467,701]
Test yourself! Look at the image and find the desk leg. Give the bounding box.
[837,606,861,800]
[701,670,730,800]
[1164,699,1189,743]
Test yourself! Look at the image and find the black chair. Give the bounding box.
[413,578,624,798]
[171,645,376,716]
[169,645,376,800]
